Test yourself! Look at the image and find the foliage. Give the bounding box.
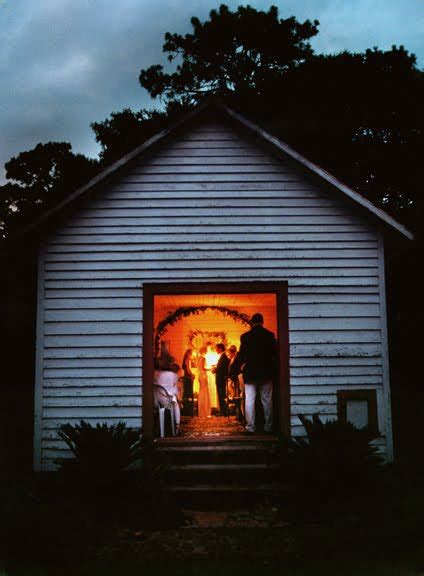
[1,4,422,240]
[287,414,383,513]
[155,305,250,353]
[57,420,142,477]
[139,4,319,103]
[136,6,422,230]
[89,99,191,166]
[0,141,98,238]
[266,46,424,223]
[1,465,183,571]
[91,107,170,165]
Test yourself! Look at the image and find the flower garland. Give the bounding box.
[154,305,250,354]
[187,329,228,349]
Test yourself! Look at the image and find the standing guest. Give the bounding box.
[212,343,230,416]
[197,346,211,418]
[227,345,242,398]
[239,313,277,434]
[181,348,195,415]
[227,344,244,420]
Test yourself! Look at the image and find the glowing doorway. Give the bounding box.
[143,282,289,440]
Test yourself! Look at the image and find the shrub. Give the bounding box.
[56,420,142,477]
[286,414,383,515]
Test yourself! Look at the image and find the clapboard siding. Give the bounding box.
[102,183,334,192]
[81,198,353,208]
[43,295,380,308]
[35,119,391,469]
[68,206,365,216]
[48,232,378,244]
[44,264,378,275]
[45,249,379,260]
[44,347,142,358]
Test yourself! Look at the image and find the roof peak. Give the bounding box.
[19,99,413,240]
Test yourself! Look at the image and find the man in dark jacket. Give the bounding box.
[227,344,244,420]
[239,313,277,433]
[213,343,230,416]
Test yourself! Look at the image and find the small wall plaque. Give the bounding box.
[337,389,378,433]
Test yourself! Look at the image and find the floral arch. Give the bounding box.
[154,305,251,354]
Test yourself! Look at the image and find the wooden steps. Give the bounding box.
[152,436,285,502]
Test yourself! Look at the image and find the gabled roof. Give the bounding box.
[22,100,413,240]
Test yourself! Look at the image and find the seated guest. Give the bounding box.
[154,362,181,435]
[170,362,183,402]
[156,342,175,370]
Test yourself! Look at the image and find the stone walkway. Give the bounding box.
[98,505,292,571]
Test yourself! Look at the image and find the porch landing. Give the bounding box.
[179,414,246,437]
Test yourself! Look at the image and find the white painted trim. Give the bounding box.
[377,232,394,461]
[33,245,46,471]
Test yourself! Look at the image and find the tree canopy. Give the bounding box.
[90,102,191,166]
[0,3,422,238]
[0,142,98,238]
[267,47,423,225]
[91,108,167,165]
[139,4,319,103]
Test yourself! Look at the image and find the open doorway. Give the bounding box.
[143,282,289,441]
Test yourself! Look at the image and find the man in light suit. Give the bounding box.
[239,313,277,434]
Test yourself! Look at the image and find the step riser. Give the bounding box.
[152,439,283,494]
[155,451,278,466]
[162,490,282,509]
[163,469,280,486]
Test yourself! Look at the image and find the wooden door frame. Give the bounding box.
[142,281,290,440]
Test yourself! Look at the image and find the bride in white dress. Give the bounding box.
[197,346,211,418]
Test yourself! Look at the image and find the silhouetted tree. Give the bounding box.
[132,7,423,231]
[139,4,319,103]
[267,47,424,226]
[0,142,98,238]
[91,105,185,165]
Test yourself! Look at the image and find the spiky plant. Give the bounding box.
[57,420,142,476]
[289,414,383,507]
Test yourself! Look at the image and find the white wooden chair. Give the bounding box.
[154,384,176,437]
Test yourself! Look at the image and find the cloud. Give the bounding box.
[0,0,423,183]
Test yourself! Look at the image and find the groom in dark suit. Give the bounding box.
[213,343,230,416]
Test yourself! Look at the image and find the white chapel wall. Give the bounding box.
[35,119,388,469]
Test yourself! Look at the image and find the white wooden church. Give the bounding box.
[29,101,412,470]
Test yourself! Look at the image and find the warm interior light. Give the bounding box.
[153,292,278,378]
[205,349,219,368]
[153,293,278,424]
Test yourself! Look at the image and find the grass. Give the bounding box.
[2,462,424,576]
[0,437,412,573]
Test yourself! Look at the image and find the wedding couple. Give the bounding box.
[196,343,228,418]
